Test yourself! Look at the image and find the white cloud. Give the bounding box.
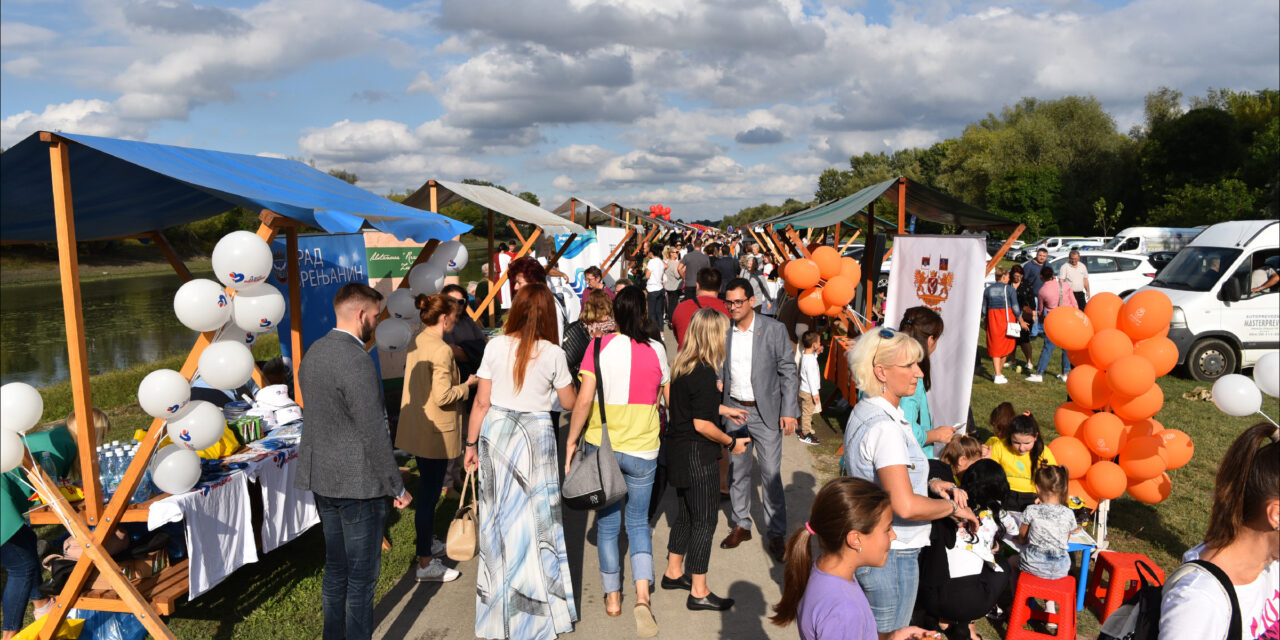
[3,57,41,77]
[1,99,147,147]
[0,22,57,48]
[406,70,436,94]
[551,174,577,191]
[540,144,617,170]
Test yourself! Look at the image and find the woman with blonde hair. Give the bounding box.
[660,309,749,612]
[463,284,579,640]
[562,289,613,375]
[663,246,683,327]
[844,328,977,639]
[397,293,477,583]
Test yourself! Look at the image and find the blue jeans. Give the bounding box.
[2,525,43,632]
[854,547,921,633]
[646,289,666,329]
[584,443,657,594]
[1035,336,1073,376]
[314,493,388,640]
[415,456,449,558]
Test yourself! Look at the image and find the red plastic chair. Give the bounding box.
[1006,573,1077,640]
[1086,551,1165,623]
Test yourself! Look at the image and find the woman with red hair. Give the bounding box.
[464,283,579,640]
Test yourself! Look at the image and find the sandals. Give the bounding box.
[605,591,622,617]
[634,602,658,638]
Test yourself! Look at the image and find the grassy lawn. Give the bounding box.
[803,331,1279,638]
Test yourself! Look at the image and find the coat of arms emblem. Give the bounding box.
[913,255,954,311]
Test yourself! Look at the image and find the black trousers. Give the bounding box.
[1073,291,1087,310]
[667,452,720,575]
[918,560,1010,625]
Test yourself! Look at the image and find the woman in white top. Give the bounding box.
[464,283,579,640]
[843,328,978,639]
[1159,423,1278,640]
[644,244,667,331]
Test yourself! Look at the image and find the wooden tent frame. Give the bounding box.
[15,132,399,639]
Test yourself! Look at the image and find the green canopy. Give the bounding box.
[769,177,1019,232]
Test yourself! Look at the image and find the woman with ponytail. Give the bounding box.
[1160,423,1279,640]
[769,477,938,640]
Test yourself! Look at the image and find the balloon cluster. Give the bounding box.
[1,382,45,473]
[780,246,861,317]
[1043,291,1189,506]
[648,204,672,221]
[1210,351,1279,418]
[373,240,469,352]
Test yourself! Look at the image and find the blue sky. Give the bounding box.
[2,0,1277,220]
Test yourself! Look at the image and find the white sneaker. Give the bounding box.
[993,375,1008,384]
[430,537,446,557]
[1057,374,1070,382]
[1026,374,1044,383]
[415,557,461,583]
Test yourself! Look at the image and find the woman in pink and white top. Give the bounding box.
[565,286,669,635]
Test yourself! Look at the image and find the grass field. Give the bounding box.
[802,331,1279,638]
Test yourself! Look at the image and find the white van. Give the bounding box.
[1138,220,1279,381]
[1102,227,1202,255]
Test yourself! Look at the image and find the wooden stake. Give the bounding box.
[839,230,863,254]
[508,220,527,246]
[469,228,542,322]
[897,177,907,234]
[285,227,304,406]
[986,225,1026,276]
[148,232,193,283]
[601,228,636,274]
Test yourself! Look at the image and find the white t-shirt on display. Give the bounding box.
[1160,544,1280,640]
[477,335,572,413]
[646,257,665,292]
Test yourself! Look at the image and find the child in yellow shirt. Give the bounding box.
[984,403,1056,511]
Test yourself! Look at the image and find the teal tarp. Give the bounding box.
[769,177,1019,232]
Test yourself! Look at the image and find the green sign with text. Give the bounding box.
[366,247,421,279]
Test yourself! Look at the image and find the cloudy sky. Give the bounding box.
[2,0,1276,220]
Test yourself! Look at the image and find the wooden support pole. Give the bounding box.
[897,177,907,234]
[508,220,527,246]
[570,199,577,226]
[429,183,438,213]
[632,227,658,257]
[547,233,577,270]
[839,229,863,254]
[985,224,1026,276]
[834,222,841,247]
[767,227,795,259]
[865,201,876,315]
[487,209,496,327]
[148,232,193,283]
[469,228,542,323]
[285,227,304,406]
[601,228,636,274]
[784,225,813,259]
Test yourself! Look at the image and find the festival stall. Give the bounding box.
[0,131,469,639]
[400,180,586,326]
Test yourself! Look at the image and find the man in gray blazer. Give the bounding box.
[719,277,799,562]
[296,282,411,640]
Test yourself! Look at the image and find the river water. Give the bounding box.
[0,273,197,388]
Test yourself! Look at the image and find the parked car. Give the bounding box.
[1048,241,1105,260]
[1148,250,1178,272]
[1048,251,1157,298]
[1101,227,1202,255]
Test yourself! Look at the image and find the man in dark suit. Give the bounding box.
[718,277,799,562]
[296,282,411,640]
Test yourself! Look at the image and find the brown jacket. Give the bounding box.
[396,329,468,459]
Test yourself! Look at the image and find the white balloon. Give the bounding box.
[166,400,226,451]
[1,382,44,434]
[150,445,202,495]
[137,369,191,419]
[429,241,469,274]
[212,230,273,291]
[1,431,24,473]
[407,263,445,297]
[1254,351,1279,398]
[174,279,233,332]
[231,285,286,333]
[374,318,414,352]
[387,288,419,321]
[1212,373,1263,417]
[214,320,257,348]
[197,341,255,390]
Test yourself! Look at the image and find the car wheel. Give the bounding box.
[877,275,889,290]
[1186,337,1238,382]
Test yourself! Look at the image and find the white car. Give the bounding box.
[1048,251,1157,298]
[1048,241,1104,261]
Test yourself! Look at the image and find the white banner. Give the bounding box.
[882,235,986,437]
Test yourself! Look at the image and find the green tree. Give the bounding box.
[984,166,1062,237]
[1093,197,1124,236]
[1147,179,1260,226]
[327,168,358,184]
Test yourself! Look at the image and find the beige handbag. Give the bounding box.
[446,469,478,561]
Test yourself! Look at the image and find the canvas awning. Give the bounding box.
[0,132,471,243]
[769,177,1019,232]
[550,197,638,229]
[402,180,586,236]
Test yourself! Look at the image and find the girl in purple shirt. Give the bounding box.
[770,477,940,640]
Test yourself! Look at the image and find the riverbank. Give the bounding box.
[0,256,213,287]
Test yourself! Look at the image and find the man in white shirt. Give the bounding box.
[719,278,799,563]
[1060,250,1090,309]
[644,244,666,331]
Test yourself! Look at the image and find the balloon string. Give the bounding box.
[1255,409,1280,428]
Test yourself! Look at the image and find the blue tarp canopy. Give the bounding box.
[0,131,471,243]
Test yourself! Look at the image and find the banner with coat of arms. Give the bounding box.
[882,235,987,443]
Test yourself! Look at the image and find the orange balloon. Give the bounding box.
[1127,472,1172,504]
[797,287,826,317]
[1088,329,1134,372]
[1112,384,1164,421]
[1045,306,1094,351]
[1048,436,1092,479]
[1068,348,1093,367]
[1133,336,1178,377]
[784,281,800,297]
[1066,365,1112,410]
[1118,436,1167,481]
[1085,460,1128,500]
[785,259,821,290]
[1120,290,1173,341]
[1054,401,1094,438]
[1082,412,1125,458]
[1108,355,1156,397]
[1069,478,1100,509]
[824,304,844,317]
[1157,429,1194,470]
[840,257,862,284]
[811,246,842,279]
[822,275,856,307]
[1118,417,1164,453]
[1085,293,1124,332]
